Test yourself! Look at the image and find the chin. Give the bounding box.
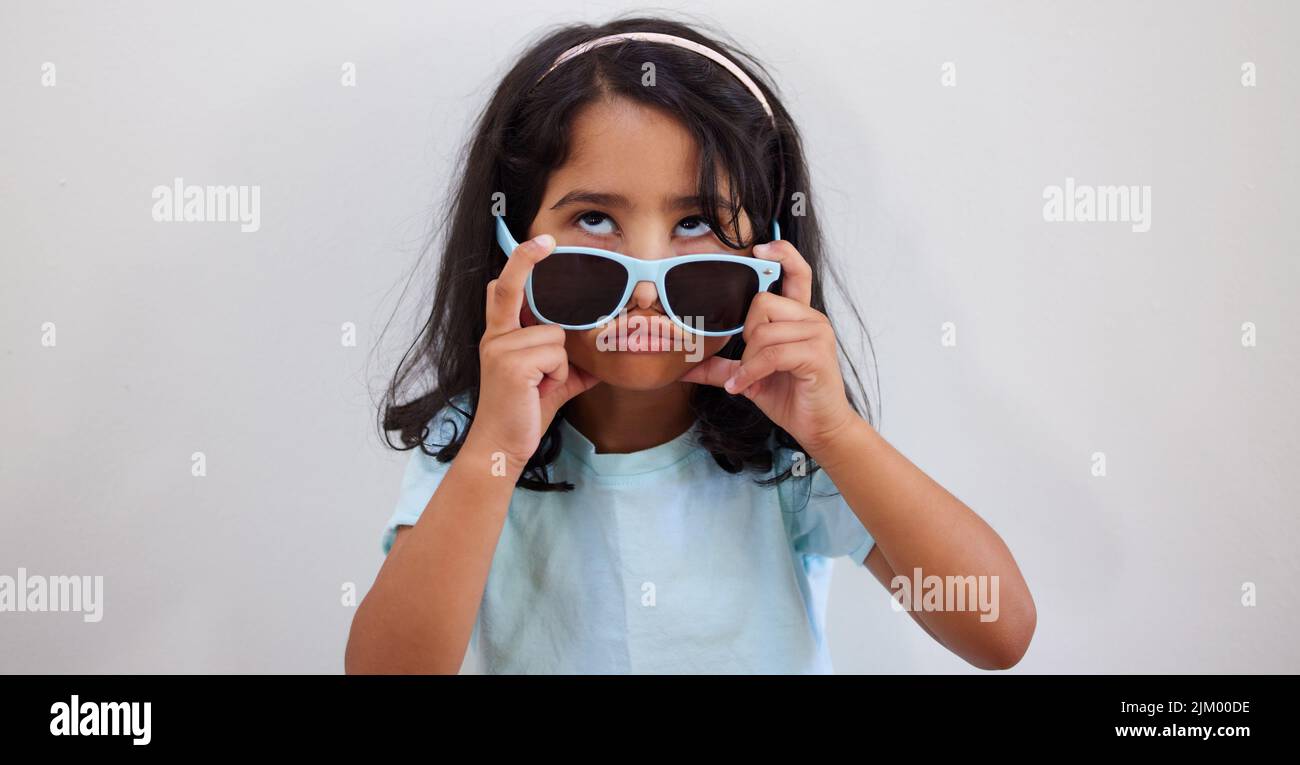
[581,354,695,390]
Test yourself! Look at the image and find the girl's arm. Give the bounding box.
[811,417,1037,670]
[347,232,597,674]
[681,238,1035,670]
[344,436,525,674]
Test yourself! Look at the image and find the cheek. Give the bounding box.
[564,329,599,364]
[703,336,730,357]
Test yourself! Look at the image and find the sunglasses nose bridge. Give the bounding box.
[625,258,660,294]
[625,258,661,283]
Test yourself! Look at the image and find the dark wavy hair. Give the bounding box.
[378,13,878,492]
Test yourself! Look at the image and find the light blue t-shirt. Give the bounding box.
[379,394,876,674]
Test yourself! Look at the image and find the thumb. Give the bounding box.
[677,356,739,388]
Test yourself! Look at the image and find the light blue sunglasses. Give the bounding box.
[495,214,782,337]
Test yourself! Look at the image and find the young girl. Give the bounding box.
[346,16,1036,674]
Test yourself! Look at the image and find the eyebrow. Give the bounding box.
[548,189,704,213]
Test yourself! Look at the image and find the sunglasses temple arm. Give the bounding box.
[495,215,519,257]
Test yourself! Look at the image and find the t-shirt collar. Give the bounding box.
[558,416,701,476]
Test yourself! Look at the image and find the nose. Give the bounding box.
[623,227,676,313]
[628,279,663,312]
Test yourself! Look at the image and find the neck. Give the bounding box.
[565,382,697,454]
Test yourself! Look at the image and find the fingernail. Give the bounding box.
[724,374,737,392]
[534,234,555,249]
[753,243,770,254]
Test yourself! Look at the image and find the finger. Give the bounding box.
[536,357,569,398]
[485,233,556,338]
[541,362,602,418]
[753,239,813,306]
[740,320,824,362]
[676,354,740,387]
[729,340,823,394]
[740,291,825,346]
[485,323,566,354]
[508,344,568,388]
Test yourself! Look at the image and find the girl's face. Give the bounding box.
[527,96,758,391]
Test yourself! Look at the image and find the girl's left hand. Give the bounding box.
[677,239,860,456]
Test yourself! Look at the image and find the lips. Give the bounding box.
[597,314,682,352]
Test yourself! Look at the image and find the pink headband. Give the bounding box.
[537,32,776,127]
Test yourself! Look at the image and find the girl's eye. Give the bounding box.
[575,211,616,236]
[674,216,712,238]
[573,212,713,239]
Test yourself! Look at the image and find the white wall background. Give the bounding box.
[1,0,1296,673]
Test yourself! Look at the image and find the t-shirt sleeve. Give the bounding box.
[776,452,876,568]
[379,398,471,556]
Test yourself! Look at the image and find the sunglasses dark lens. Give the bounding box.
[530,252,628,326]
[664,260,760,332]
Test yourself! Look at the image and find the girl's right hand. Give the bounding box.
[468,232,601,470]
